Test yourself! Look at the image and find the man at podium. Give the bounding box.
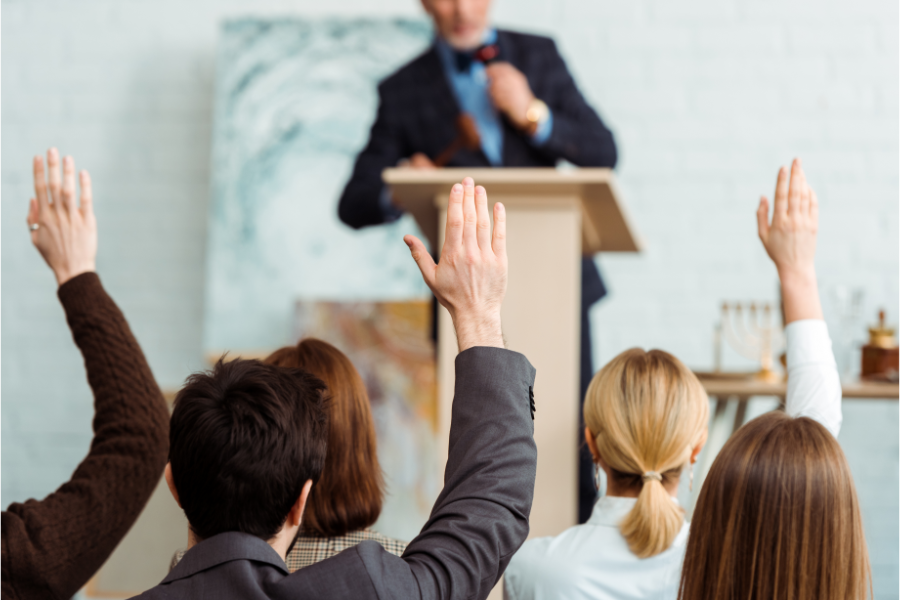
[338,0,617,524]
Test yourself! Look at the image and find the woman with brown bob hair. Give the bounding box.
[678,160,871,600]
[265,338,407,570]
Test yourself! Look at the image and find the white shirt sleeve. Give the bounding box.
[503,540,538,600]
[784,319,843,438]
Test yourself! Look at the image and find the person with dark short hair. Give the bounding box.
[167,338,407,571]
[1,150,169,600]
[135,178,538,600]
[165,359,328,546]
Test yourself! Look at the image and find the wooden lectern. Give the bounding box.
[383,167,641,541]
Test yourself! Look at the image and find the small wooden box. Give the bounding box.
[861,345,899,380]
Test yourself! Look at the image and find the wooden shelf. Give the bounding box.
[693,372,899,400]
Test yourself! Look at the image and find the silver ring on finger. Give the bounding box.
[29,223,39,231]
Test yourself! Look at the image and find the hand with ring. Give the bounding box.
[28,148,97,286]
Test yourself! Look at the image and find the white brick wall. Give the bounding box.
[2,0,897,596]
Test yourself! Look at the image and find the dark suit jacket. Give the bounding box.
[338,29,617,229]
[133,347,537,600]
[337,30,615,308]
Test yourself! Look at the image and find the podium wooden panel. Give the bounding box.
[383,167,640,543]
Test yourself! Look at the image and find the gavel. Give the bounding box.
[433,113,481,167]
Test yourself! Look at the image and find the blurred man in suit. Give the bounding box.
[338,0,617,523]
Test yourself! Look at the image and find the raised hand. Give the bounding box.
[756,158,823,323]
[27,148,98,286]
[404,177,507,351]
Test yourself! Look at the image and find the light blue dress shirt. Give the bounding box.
[434,29,553,166]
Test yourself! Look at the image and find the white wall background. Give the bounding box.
[2,0,897,596]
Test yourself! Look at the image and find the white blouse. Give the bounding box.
[504,495,688,600]
[504,319,842,600]
[783,319,842,437]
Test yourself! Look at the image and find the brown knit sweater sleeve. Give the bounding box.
[1,272,170,600]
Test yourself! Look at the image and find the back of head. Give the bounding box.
[583,348,709,558]
[266,339,384,537]
[169,358,328,541]
[679,412,871,600]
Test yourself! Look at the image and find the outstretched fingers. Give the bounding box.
[26,150,99,286]
[445,183,464,249]
[61,156,77,212]
[475,185,491,251]
[757,196,770,243]
[47,148,62,205]
[492,201,507,259]
[772,165,789,225]
[79,170,94,216]
[461,177,478,254]
[787,158,804,218]
[404,234,437,289]
[797,164,810,218]
[33,155,49,210]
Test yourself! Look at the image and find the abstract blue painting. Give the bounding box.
[205,19,433,352]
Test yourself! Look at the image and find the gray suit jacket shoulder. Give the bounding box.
[133,347,537,600]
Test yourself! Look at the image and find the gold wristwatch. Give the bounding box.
[525,98,549,134]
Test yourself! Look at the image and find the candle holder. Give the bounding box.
[719,301,784,382]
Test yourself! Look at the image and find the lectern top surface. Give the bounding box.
[383,167,613,185]
[382,167,641,253]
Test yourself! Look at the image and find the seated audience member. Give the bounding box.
[678,160,871,600]
[1,150,169,600]
[504,336,709,597]
[136,178,537,600]
[267,339,408,565]
[505,160,867,600]
[170,338,406,571]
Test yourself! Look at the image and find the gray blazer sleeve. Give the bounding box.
[357,346,537,600]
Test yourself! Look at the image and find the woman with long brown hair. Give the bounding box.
[678,160,871,600]
[264,338,407,569]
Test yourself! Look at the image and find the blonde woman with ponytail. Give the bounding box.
[504,347,709,600]
[587,350,709,557]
